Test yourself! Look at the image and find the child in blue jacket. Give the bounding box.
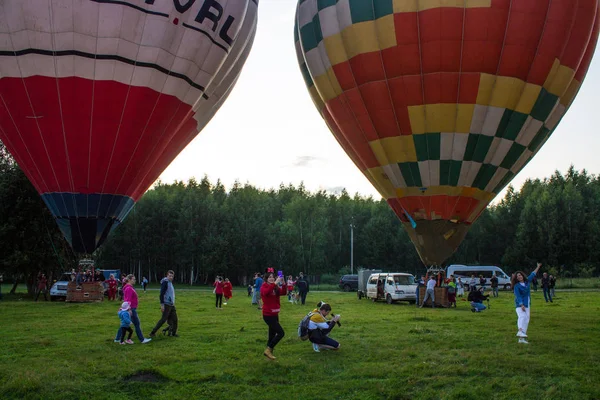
[118,301,134,345]
[511,263,541,344]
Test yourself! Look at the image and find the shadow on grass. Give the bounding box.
[408,326,435,335]
[124,369,170,383]
[409,316,431,322]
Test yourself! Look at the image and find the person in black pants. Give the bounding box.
[296,272,309,305]
[150,270,178,337]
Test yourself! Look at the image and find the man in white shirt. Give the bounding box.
[420,276,437,308]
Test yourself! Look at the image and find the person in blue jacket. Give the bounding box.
[511,262,541,344]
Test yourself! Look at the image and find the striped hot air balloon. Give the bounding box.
[0,0,258,254]
[295,0,599,266]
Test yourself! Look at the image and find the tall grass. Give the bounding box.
[0,286,598,399]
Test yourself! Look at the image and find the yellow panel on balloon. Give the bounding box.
[341,21,380,60]
[370,136,417,165]
[313,68,342,103]
[392,0,492,13]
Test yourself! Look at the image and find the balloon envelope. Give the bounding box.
[0,0,258,254]
[295,0,599,265]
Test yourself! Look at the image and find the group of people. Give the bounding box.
[115,270,179,344]
[258,268,340,360]
[213,276,233,309]
[250,271,310,309]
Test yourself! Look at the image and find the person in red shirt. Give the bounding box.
[35,273,48,301]
[223,278,233,305]
[213,277,225,309]
[106,274,118,301]
[260,268,287,360]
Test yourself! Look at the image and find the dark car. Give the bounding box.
[339,274,359,292]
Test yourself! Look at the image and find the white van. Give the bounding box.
[366,273,417,304]
[446,265,511,290]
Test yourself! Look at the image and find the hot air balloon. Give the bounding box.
[295,0,599,266]
[0,0,258,254]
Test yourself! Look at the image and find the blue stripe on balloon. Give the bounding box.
[40,193,135,254]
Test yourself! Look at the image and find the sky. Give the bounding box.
[159,0,600,203]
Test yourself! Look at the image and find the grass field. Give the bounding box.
[0,286,599,400]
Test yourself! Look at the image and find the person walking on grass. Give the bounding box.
[223,278,233,305]
[114,275,151,344]
[512,262,542,344]
[296,272,309,305]
[420,276,436,308]
[149,270,178,338]
[541,272,553,303]
[252,273,263,309]
[213,276,224,309]
[549,275,556,298]
[118,301,134,345]
[261,268,287,360]
[142,277,148,293]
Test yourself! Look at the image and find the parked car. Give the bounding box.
[49,272,72,301]
[366,272,417,304]
[338,274,358,291]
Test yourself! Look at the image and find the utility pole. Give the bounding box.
[350,222,354,275]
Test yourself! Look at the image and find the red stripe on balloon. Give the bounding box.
[0,76,197,201]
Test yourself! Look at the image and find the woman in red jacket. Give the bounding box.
[223,278,233,305]
[260,268,287,360]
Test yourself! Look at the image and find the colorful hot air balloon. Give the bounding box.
[0,0,258,254]
[295,0,599,266]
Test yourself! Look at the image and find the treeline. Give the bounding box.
[2,139,600,286]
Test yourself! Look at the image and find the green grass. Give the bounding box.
[0,287,599,400]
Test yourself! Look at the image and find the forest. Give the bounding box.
[2,141,600,289]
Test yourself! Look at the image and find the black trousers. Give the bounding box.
[120,327,133,342]
[216,293,223,308]
[35,288,48,301]
[300,291,308,305]
[151,305,178,335]
[263,315,285,349]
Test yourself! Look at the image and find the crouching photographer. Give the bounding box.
[308,302,341,352]
[468,287,489,313]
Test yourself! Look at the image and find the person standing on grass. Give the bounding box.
[456,277,465,297]
[286,275,295,303]
[223,278,233,305]
[420,276,436,308]
[107,274,118,301]
[260,268,287,360]
[35,273,48,301]
[541,272,553,303]
[149,270,178,338]
[117,302,134,345]
[490,273,499,298]
[512,262,542,344]
[447,276,457,308]
[252,273,263,309]
[142,277,148,293]
[416,275,425,307]
[114,275,151,344]
[469,275,477,292]
[296,272,309,305]
[213,276,225,309]
[549,275,556,297]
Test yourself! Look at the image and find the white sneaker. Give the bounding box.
[142,338,152,344]
[516,331,528,338]
[114,339,120,343]
[312,343,320,352]
[518,338,529,344]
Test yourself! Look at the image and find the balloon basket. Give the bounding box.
[66,282,104,303]
[418,287,450,308]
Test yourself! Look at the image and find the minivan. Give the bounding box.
[446,265,511,290]
[366,273,417,304]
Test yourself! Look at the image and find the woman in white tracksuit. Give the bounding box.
[511,263,541,344]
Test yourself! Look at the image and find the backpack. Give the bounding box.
[447,286,456,294]
[298,312,315,341]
